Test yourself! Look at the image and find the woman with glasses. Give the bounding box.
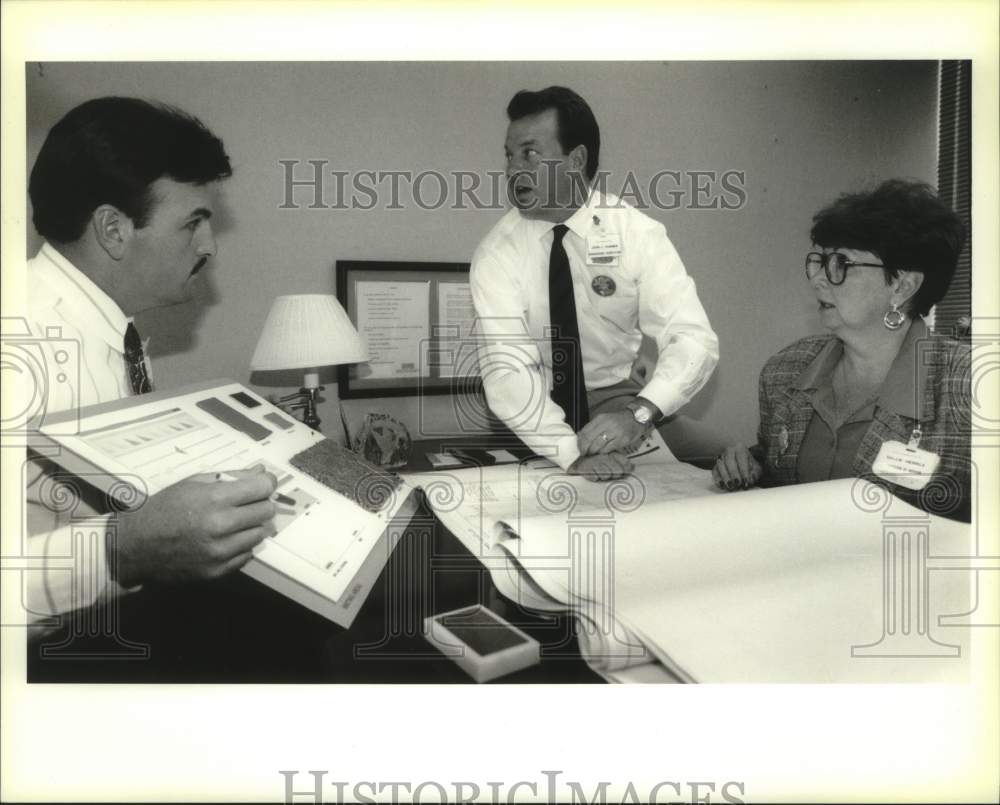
[713,179,970,520]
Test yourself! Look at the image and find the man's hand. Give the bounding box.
[112,467,278,587]
[577,411,647,456]
[712,445,763,491]
[567,452,634,481]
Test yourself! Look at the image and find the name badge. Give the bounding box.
[871,439,941,490]
[587,232,622,266]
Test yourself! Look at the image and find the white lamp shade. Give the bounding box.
[250,294,368,371]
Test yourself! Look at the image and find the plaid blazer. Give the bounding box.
[753,329,971,520]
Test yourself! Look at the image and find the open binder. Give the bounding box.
[37,379,417,628]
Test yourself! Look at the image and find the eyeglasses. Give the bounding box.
[805,251,885,285]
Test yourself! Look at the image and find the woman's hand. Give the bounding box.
[712,445,762,491]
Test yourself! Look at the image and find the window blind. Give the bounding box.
[934,60,972,337]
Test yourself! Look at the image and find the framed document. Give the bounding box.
[336,260,482,399]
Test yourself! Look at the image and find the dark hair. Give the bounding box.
[29,96,232,244]
[507,86,600,181]
[810,179,966,317]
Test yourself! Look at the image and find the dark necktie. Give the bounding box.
[124,322,152,395]
[548,224,589,431]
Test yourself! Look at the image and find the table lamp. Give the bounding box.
[250,294,368,441]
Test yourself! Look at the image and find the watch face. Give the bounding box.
[631,405,652,424]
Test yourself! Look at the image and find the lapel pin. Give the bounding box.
[591,275,617,296]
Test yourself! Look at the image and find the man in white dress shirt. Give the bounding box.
[24,97,277,632]
[471,86,720,480]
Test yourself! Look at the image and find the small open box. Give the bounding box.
[423,604,541,683]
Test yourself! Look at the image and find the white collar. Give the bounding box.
[563,187,609,239]
[34,242,132,353]
[530,187,612,241]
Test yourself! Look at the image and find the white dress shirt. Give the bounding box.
[22,243,148,626]
[470,191,718,469]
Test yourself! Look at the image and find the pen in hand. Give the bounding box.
[215,470,292,508]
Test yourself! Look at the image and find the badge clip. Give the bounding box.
[906,427,922,451]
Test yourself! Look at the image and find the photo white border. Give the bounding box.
[2,1,998,802]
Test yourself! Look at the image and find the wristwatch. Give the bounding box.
[626,398,658,428]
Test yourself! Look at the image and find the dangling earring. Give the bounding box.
[883,303,905,330]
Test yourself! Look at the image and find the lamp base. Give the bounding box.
[301,390,322,431]
[275,386,324,433]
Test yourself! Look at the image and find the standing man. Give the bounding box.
[24,97,277,627]
[471,86,719,479]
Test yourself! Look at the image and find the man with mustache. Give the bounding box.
[471,86,719,479]
[23,97,278,632]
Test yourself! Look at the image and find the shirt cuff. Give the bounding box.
[638,376,688,420]
[26,513,121,624]
[554,433,582,471]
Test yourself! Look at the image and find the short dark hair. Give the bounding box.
[507,86,600,181]
[29,97,232,244]
[810,179,966,318]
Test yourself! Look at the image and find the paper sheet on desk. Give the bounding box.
[602,662,684,684]
[475,536,685,679]
[603,480,972,683]
[406,432,716,566]
[456,521,674,678]
[404,430,715,581]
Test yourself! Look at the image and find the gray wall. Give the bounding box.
[26,61,938,444]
